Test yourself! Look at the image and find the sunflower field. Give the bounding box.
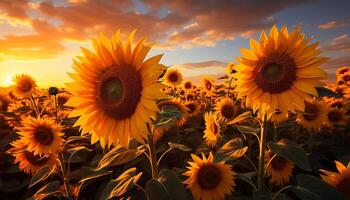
[0,25,350,200]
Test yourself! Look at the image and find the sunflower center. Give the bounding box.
[331,102,343,108]
[187,94,194,101]
[184,82,192,89]
[271,155,288,171]
[221,104,235,119]
[197,164,222,190]
[205,82,212,91]
[18,81,32,92]
[24,151,49,166]
[34,126,54,145]
[336,176,350,198]
[255,54,296,93]
[211,123,218,135]
[186,103,196,114]
[168,72,179,82]
[97,66,142,120]
[302,102,319,121]
[327,110,342,123]
[343,74,350,82]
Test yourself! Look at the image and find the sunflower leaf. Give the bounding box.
[100,168,142,200]
[145,179,172,200]
[33,180,63,200]
[293,174,347,200]
[228,111,252,125]
[168,142,192,152]
[268,139,311,171]
[29,166,56,188]
[97,146,144,170]
[315,86,341,98]
[157,169,187,200]
[219,138,248,159]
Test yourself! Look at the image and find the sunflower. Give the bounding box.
[163,68,183,87]
[214,98,237,122]
[65,30,166,148]
[269,110,288,124]
[183,80,194,91]
[185,101,201,117]
[183,152,235,200]
[9,140,59,175]
[327,108,349,127]
[296,99,330,131]
[203,112,221,147]
[338,71,350,86]
[336,66,350,78]
[226,62,237,75]
[234,25,327,118]
[202,76,215,93]
[265,150,294,186]
[11,74,37,99]
[329,84,350,99]
[321,160,350,198]
[323,97,345,109]
[17,117,64,155]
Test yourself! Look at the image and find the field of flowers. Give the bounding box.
[0,25,350,200]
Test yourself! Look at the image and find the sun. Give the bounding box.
[2,74,13,86]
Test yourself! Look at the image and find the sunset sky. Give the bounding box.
[0,0,349,87]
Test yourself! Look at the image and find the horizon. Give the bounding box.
[0,0,349,87]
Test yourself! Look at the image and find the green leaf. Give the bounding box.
[219,138,248,159]
[268,139,311,171]
[145,179,172,200]
[70,167,111,183]
[315,86,341,98]
[29,166,56,188]
[168,142,192,152]
[235,125,260,140]
[158,169,187,200]
[33,180,62,200]
[293,174,346,200]
[155,104,183,128]
[228,111,251,125]
[97,145,144,170]
[100,168,143,200]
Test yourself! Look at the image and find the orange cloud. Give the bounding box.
[318,20,348,30]
[0,0,314,61]
[322,34,350,52]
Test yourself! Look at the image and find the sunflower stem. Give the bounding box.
[273,122,278,142]
[30,95,40,118]
[258,114,268,193]
[146,123,158,179]
[59,153,73,200]
[227,77,233,98]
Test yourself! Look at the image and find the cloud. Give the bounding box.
[144,0,310,47]
[318,20,348,30]
[0,0,313,61]
[321,34,350,52]
[175,60,227,69]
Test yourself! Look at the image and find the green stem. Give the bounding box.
[30,95,40,118]
[274,123,278,142]
[59,153,73,200]
[227,77,233,97]
[258,114,268,193]
[146,123,158,179]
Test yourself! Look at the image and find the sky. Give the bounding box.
[0,0,349,87]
